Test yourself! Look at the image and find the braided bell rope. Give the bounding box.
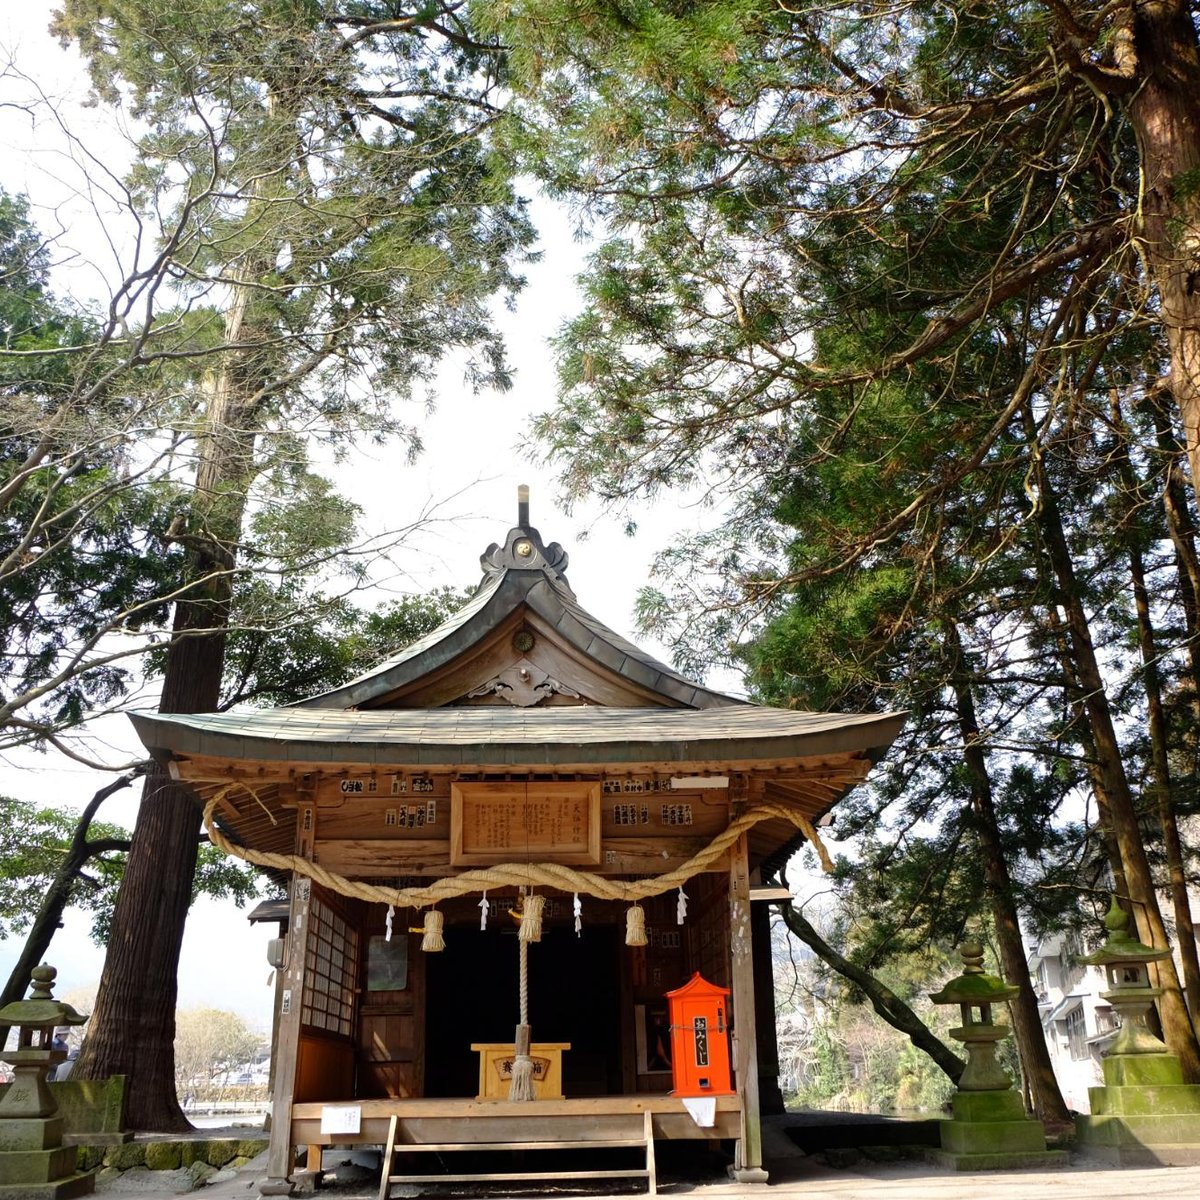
[202,786,833,908]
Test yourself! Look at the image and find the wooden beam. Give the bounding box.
[748,886,792,902]
[300,791,727,842]
[170,753,879,787]
[314,839,449,875]
[291,1094,741,1146]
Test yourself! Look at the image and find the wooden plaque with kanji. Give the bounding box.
[449,781,601,866]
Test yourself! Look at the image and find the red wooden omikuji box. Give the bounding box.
[665,972,735,1096]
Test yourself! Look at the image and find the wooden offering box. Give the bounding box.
[471,1042,571,1101]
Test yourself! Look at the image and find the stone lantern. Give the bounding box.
[1075,897,1200,1164]
[927,941,1064,1171]
[930,939,1018,1091]
[1078,894,1170,1055]
[0,963,94,1199]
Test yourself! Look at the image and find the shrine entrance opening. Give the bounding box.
[425,917,622,1099]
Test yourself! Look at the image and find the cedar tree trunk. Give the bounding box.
[944,618,1072,1125]
[1130,4,1200,503]
[775,884,966,1084]
[1024,400,1200,1078]
[73,286,266,1130]
[1111,394,1200,1015]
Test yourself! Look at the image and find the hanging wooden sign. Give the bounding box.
[450,781,601,866]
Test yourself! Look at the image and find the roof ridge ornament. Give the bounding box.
[479,484,571,589]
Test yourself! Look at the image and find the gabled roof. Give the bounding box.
[296,510,744,711]
[127,494,906,877]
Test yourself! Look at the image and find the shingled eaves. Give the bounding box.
[129,705,907,772]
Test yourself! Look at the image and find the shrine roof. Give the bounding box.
[130,704,906,771]
[294,504,742,711]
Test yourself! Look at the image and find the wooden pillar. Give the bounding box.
[729,833,769,1183]
[263,799,315,1194]
[751,898,786,1115]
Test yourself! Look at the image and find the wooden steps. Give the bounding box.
[378,1109,657,1197]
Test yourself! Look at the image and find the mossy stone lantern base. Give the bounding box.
[0,965,94,1199]
[928,942,1067,1172]
[1075,898,1200,1165]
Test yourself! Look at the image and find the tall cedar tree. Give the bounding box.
[487,1,1200,1078]
[56,0,532,1129]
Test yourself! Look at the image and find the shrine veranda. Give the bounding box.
[129,503,904,1192]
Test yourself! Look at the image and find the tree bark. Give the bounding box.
[1146,388,1200,760]
[774,880,966,1084]
[1128,3,1200,498]
[73,287,268,1131]
[750,897,786,1114]
[1148,388,1200,639]
[1023,400,1200,1078]
[1110,393,1200,1017]
[0,773,136,1046]
[1041,604,1129,897]
[942,618,1072,1124]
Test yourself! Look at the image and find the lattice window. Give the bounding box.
[301,896,359,1037]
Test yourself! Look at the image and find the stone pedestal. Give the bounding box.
[0,965,94,1199]
[1073,896,1200,1165]
[930,1089,1068,1171]
[0,1142,94,1200]
[928,941,1066,1172]
[1076,1052,1200,1165]
[0,1074,96,1200]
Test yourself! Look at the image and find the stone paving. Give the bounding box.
[84,1112,1200,1200]
[93,1148,1200,1200]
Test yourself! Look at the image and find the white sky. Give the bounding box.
[0,11,744,1030]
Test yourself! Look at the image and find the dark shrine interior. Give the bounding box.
[424,922,622,1098]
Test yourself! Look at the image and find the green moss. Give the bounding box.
[189,1161,216,1187]
[207,1141,237,1167]
[941,1117,1046,1155]
[76,1145,105,1171]
[102,1142,145,1170]
[144,1141,182,1171]
[1103,1054,1183,1088]
[951,1090,1025,1123]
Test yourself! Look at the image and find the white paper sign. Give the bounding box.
[320,1106,361,1135]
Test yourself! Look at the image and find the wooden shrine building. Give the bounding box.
[130,494,904,1195]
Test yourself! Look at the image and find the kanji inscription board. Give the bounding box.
[450,781,602,866]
